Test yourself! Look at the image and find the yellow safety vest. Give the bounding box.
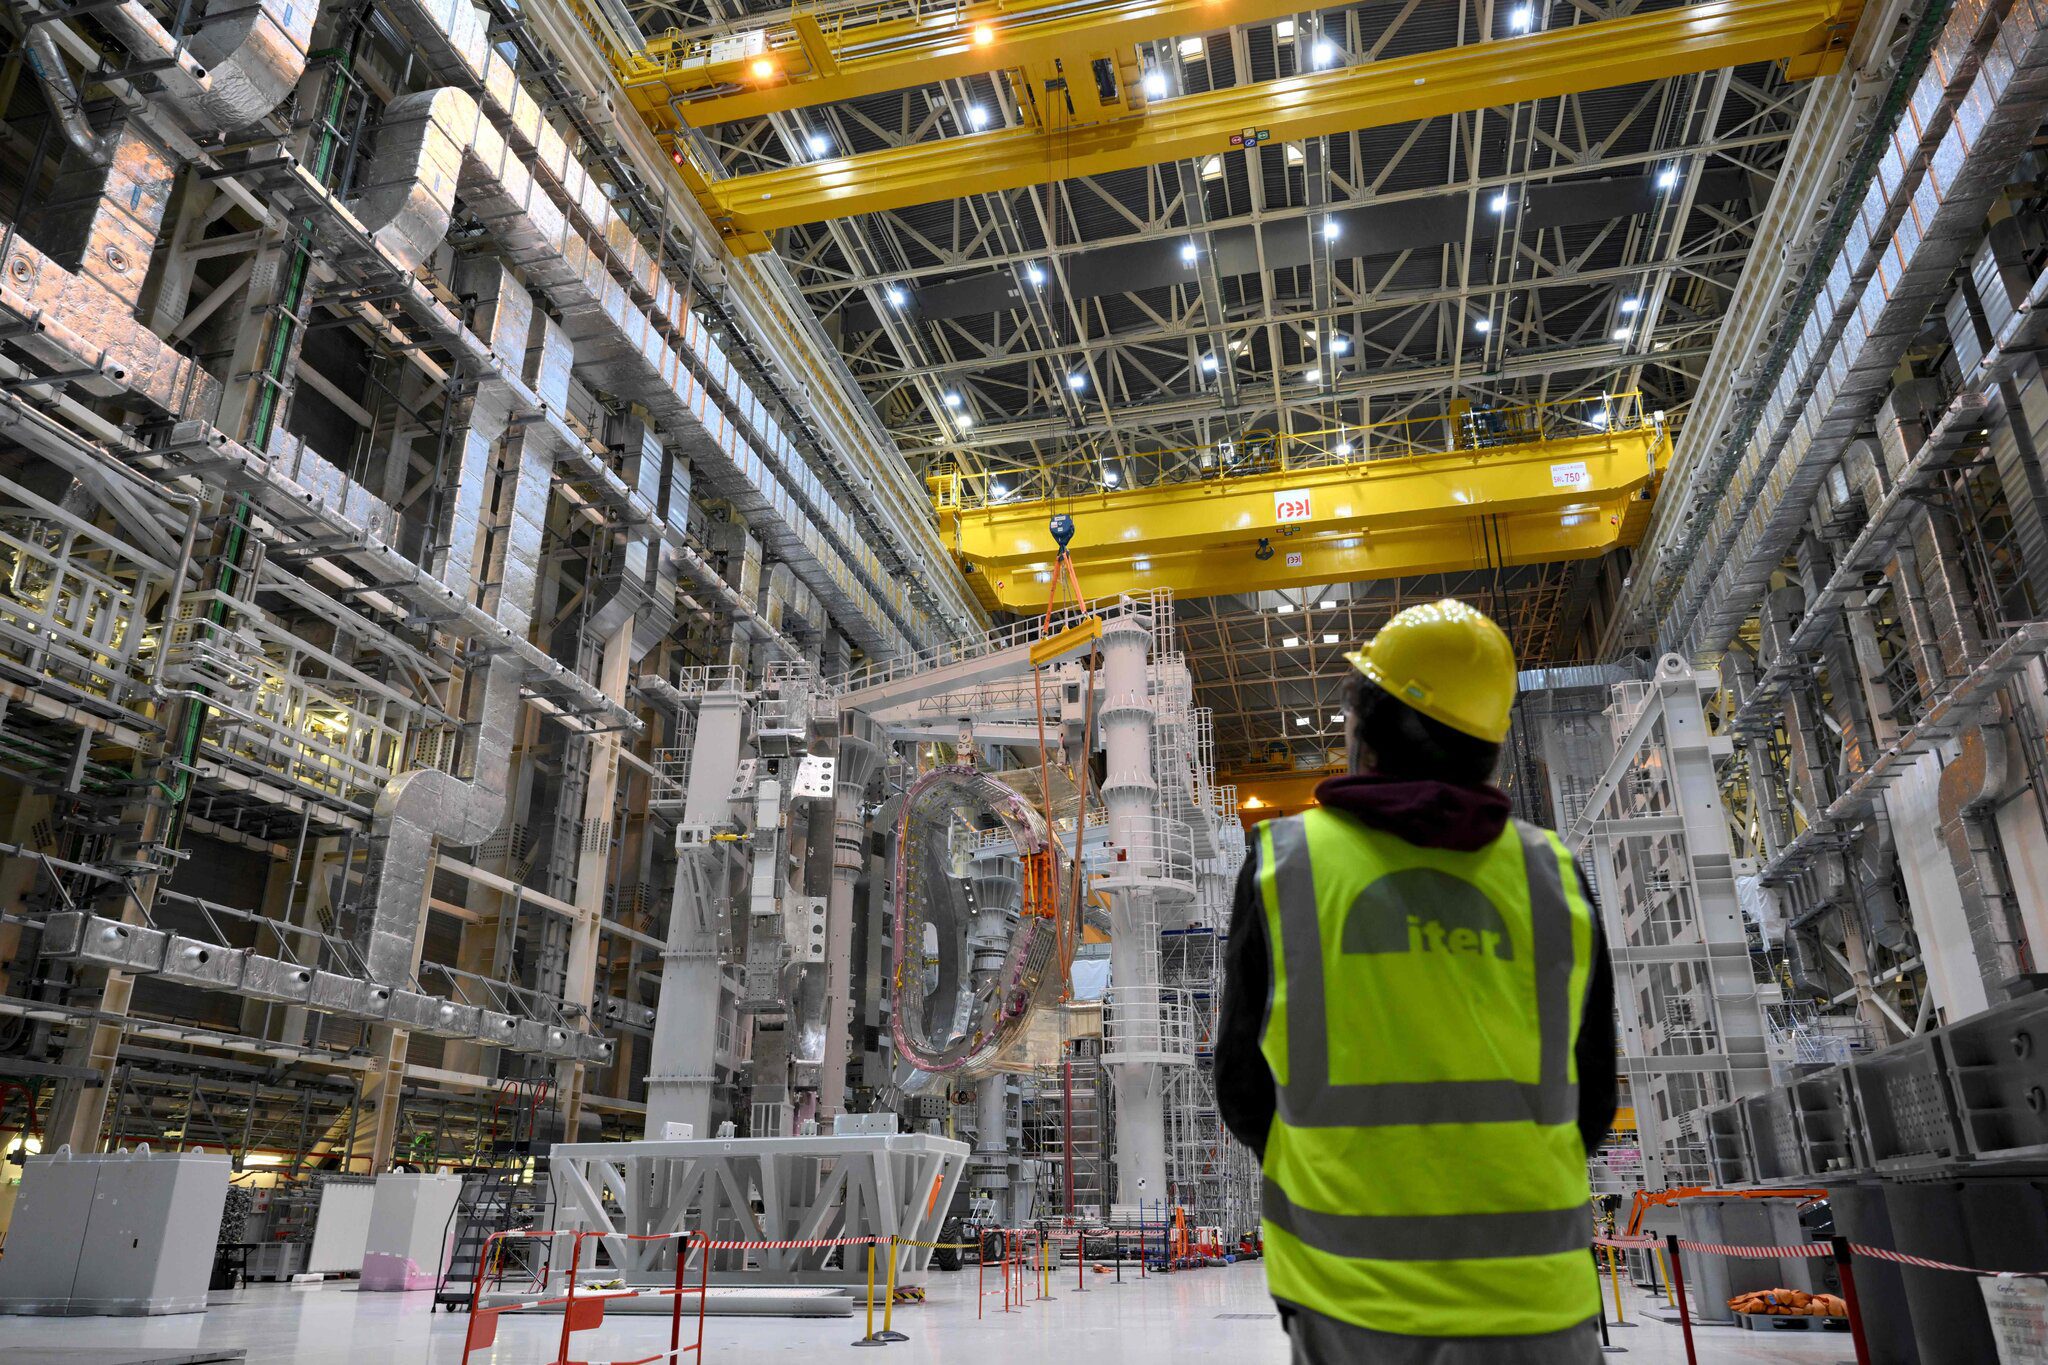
[1256,807,1600,1338]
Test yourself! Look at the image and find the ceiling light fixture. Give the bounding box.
[1474,318,1492,333]
[1656,166,1680,189]
[943,391,961,407]
[1490,192,1511,213]
[1323,218,1341,241]
[1311,40,1335,66]
[1180,241,1199,264]
[1143,69,1168,98]
[1304,367,1321,383]
[971,22,995,45]
[1620,296,1641,314]
[750,58,775,79]
[1067,371,1087,390]
[1509,5,1532,30]
[1026,263,1045,285]
[1334,440,1353,456]
[967,104,989,129]
[805,131,830,155]
[886,286,907,306]
[1282,637,1301,649]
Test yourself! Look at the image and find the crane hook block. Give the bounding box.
[1048,513,1076,551]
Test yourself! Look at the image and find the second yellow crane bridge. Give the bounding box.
[930,412,1672,613]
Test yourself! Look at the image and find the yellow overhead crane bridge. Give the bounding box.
[928,399,1673,613]
[568,0,1864,251]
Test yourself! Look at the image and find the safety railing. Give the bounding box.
[828,597,1101,697]
[1087,814,1198,897]
[674,664,755,697]
[162,592,421,809]
[1099,986,1197,1066]
[0,509,168,709]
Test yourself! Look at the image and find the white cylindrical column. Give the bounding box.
[1099,608,1167,1208]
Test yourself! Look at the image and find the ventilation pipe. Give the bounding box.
[1848,814,1910,954]
[346,82,914,657]
[353,271,547,985]
[96,0,315,134]
[22,27,98,159]
[1936,725,2030,1001]
[37,118,177,314]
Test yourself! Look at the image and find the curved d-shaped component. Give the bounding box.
[891,765,1078,1075]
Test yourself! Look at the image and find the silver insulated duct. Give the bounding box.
[98,0,315,134]
[354,271,551,986]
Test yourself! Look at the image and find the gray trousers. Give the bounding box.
[1285,1302,1604,1364]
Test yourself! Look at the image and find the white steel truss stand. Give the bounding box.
[1564,654,1774,1188]
[550,1131,967,1287]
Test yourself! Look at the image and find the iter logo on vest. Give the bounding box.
[1342,868,1514,960]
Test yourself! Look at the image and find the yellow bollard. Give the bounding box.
[852,1241,883,1347]
[876,1235,908,1343]
[1657,1247,1677,1306]
[1607,1246,1627,1324]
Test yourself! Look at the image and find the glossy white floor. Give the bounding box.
[0,1262,1854,1363]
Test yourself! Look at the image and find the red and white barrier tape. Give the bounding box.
[1847,1243,2048,1279]
[697,1236,886,1251]
[1593,1235,1660,1251]
[1676,1239,1830,1260]
[1671,1238,2048,1278]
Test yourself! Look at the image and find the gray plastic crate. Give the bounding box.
[1792,1065,1866,1175]
[1704,1102,1754,1185]
[1938,992,2048,1162]
[1745,1088,1809,1182]
[1849,1036,1963,1169]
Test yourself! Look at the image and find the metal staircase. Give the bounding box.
[435,1082,554,1311]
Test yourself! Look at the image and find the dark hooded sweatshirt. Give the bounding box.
[1213,774,1618,1163]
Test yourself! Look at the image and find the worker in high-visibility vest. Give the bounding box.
[1215,598,1616,1363]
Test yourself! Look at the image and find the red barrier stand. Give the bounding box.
[1663,1233,1698,1365]
[459,1228,706,1365]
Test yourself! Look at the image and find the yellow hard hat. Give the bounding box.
[1343,598,1517,743]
